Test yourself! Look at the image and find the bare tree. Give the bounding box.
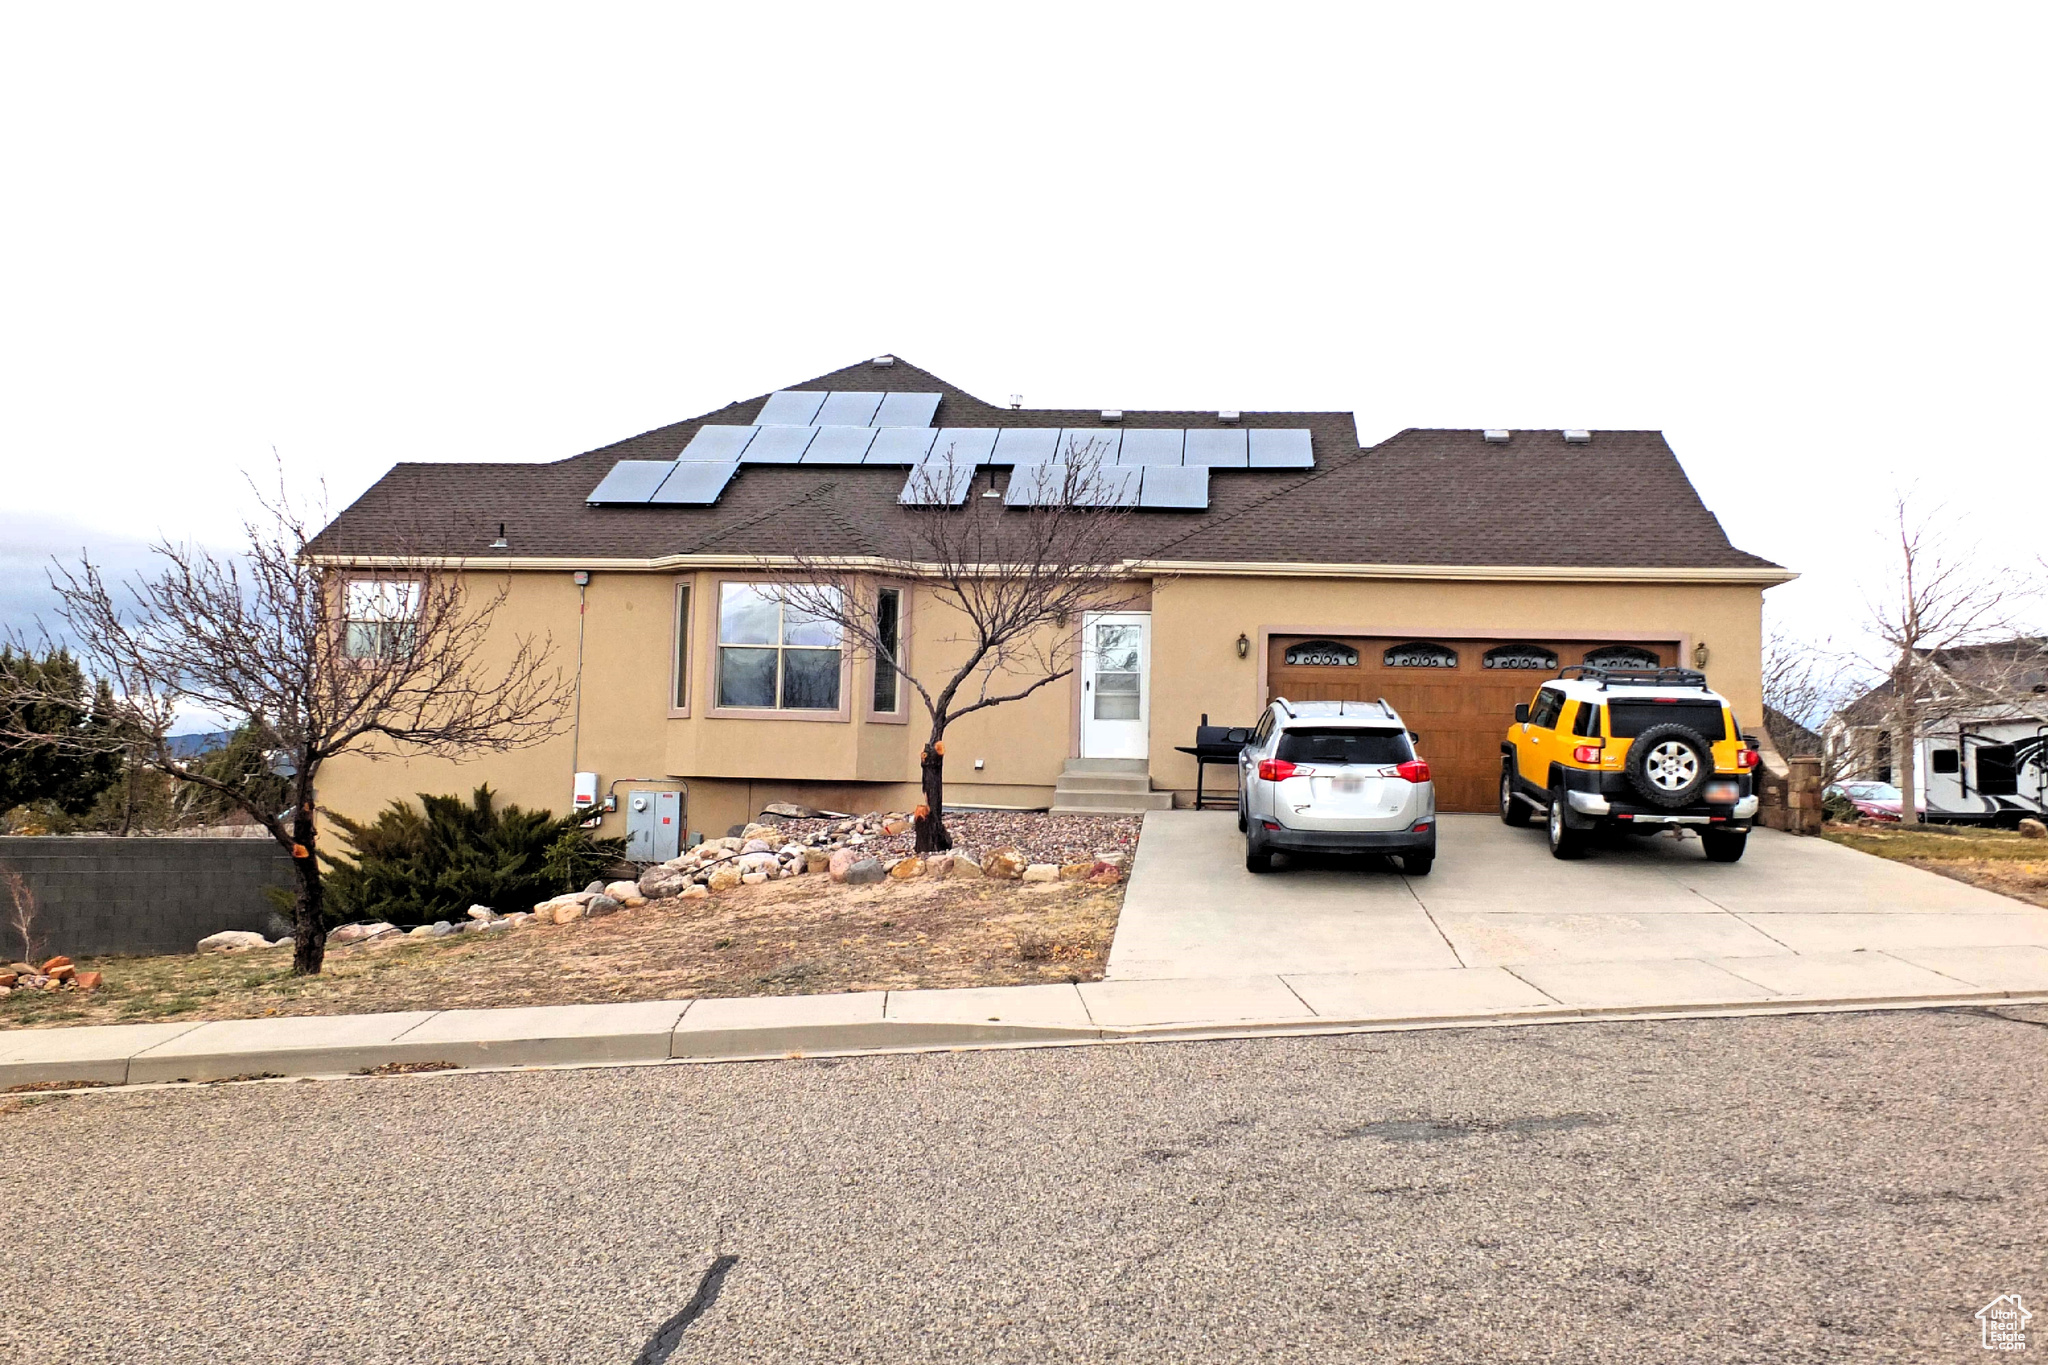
[0,475,574,974]
[1860,495,2033,827]
[767,440,1140,853]
[1761,628,1857,783]
[2,866,44,965]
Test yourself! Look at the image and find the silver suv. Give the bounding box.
[1236,698,1437,875]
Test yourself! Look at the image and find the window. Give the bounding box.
[1571,701,1604,738]
[343,580,419,659]
[1931,748,1960,775]
[1608,701,1727,741]
[671,585,691,710]
[1384,641,1458,669]
[1527,686,1566,729]
[1873,730,1893,782]
[716,583,842,710]
[1284,639,1359,667]
[1584,645,1660,669]
[1274,727,1413,765]
[1484,644,1559,671]
[872,587,902,714]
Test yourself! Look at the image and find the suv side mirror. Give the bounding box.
[1408,730,1420,743]
[1514,703,1529,723]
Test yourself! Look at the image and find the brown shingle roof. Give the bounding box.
[306,357,1785,574]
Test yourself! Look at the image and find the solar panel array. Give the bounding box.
[590,422,1312,507]
[755,390,941,428]
[998,463,1206,510]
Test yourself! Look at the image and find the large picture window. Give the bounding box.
[717,583,842,710]
[343,580,419,659]
[671,584,691,710]
[872,587,902,714]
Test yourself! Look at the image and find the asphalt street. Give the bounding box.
[4,1006,2043,1363]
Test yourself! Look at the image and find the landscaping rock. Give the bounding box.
[889,856,926,880]
[828,848,859,882]
[1022,863,1059,882]
[983,847,1026,880]
[554,901,587,924]
[924,853,954,878]
[604,881,640,901]
[1087,860,1124,885]
[708,865,744,893]
[1059,862,1092,881]
[741,823,775,840]
[1093,850,1129,868]
[198,930,271,953]
[585,881,607,896]
[2020,818,2047,839]
[741,838,773,855]
[761,802,820,819]
[639,866,693,900]
[805,849,833,874]
[844,857,886,885]
[0,972,15,988]
[47,963,76,982]
[329,922,397,945]
[882,818,913,836]
[585,895,624,919]
[74,971,102,992]
[740,871,769,886]
[679,886,710,900]
[465,904,497,921]
[949,853,983,879]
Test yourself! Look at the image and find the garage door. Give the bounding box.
[1267,636,1678,812]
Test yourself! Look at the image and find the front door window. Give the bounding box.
[1092,623,1142,720]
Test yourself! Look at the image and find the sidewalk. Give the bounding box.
[6,944,2046,1088]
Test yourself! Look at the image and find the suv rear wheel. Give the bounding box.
[1245,825,1274,874]
[1500,766,1533,826]
[1547,789,1589,859]
[1701,829,1748,863]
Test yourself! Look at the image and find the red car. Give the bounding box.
[1826,781,1925,822]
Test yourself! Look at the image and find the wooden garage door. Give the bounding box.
[1267,636,1677,812]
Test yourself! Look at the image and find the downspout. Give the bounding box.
[571,571,589,774]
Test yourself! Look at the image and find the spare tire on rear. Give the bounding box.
[1624,722,1712,808]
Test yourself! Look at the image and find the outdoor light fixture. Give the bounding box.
[1693,641,1710,667]
[1236,632,1250,659]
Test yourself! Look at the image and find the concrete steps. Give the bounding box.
[1050,759,1175,814]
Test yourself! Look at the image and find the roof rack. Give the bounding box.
[1273,695,1297,719]
[1377,696,1394,719]
[1556,664,1709,691]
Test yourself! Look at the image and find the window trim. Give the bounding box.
[864,583,910,724]
[667,579,693,717]
[706,578,853,723]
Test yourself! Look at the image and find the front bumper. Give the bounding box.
[1256,820,1436,855]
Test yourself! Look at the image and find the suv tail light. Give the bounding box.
[1257,758,1298,782]
[1572,744,1604,763]
[1737,749,1760,769]
[1395,758,1431,783]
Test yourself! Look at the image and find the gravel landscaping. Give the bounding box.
[0,812,1142,1030]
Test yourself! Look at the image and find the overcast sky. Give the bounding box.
[3,3,2042,653]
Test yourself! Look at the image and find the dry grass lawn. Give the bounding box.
[1822,823,2048,909]
[0,872,1124,1031]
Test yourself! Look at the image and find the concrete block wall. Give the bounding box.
[0,837,295,958]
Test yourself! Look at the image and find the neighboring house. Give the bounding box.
[1764,705,1823,759]
[306,355,1793,841]
[1824,638,2048,824]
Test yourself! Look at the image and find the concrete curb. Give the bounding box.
[5,986,2046,1092]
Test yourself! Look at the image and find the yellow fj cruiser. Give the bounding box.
[1500,665,1762,861]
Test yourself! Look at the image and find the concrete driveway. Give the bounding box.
[1107,811,2048,983]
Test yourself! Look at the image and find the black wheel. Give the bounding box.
[1500,766,1533,826]
[1237,790,1248,833]
[1401,851,1434,877]
[1245,826,1274,873]
[1702,830,1748,863]
[1547,791,1589,859]
[1624,723,1713,808]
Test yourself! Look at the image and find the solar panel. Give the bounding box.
[927,429,1000,466]
[1249,428,1315,468]
[754,390,827,425]
[865,427,940,464]
[898,461,977,506]
[1138,465,1210,509]
[1182,429,1250,468]
[740,426,820,463]
[587,460,680,505]
[814,392,883,426]
[1054,429,1123,466]
[1003,463,1141,507]
[1116,429,1186,466]
[680,425,759,461]
[990,428,1059,466]
[872,391,941,427]
[800,426,880,463]
[648,461,741,505]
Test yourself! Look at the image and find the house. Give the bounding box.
[1826,638,2048,822]
[306,355,1793,840]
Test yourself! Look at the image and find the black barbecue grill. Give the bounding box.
[1175,714,1252,810]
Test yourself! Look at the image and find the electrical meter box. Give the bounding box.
[624,790,683,863]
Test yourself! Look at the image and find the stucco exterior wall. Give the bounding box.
[316,565,1771,844]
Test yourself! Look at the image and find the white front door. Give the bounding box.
[1081,611,1149,758]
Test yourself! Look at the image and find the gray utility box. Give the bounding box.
[623,790,684,863]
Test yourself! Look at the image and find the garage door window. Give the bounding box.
[1585,645,1660,668]
[1384,642,1458,669]
[1483,644,1558,671]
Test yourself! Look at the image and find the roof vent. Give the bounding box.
[1100,409,1122,423]
[1483,429,1511,443]
[1563,429,1591,443]
[1218,410,1240,423]
[872,354,896,367]
[1010,394,1023,410]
